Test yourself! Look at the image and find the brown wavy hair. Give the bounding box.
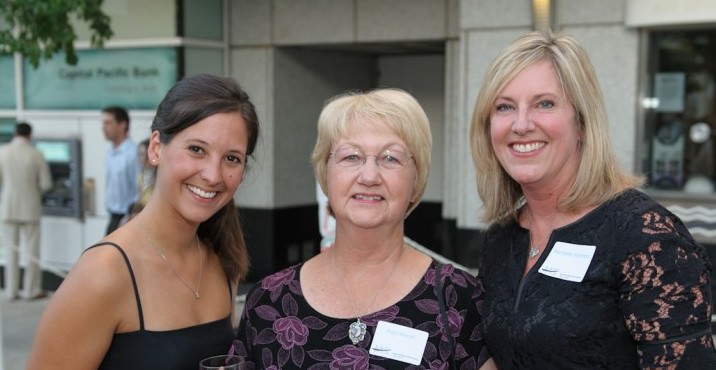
[151,73,259,281]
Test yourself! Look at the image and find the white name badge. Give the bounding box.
[538,241,596,282]
[369,321,428,365]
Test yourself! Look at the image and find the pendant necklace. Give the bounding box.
[526,212,547,260]
[153,235,204,299]
[332,246,402,345]
[528,229,546,260]
[528,245,540,259]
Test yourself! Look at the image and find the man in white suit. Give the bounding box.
[0,122,52,300]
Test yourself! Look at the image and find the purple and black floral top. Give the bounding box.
[231,260,490,369]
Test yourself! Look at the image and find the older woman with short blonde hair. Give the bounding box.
[233,88,495,370]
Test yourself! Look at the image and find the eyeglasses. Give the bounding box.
[330,146,413,170]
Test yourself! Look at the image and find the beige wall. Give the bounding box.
[229,0,456,209]
[626,0,716,27]
[73,0,177,41]
[230,0,451,47]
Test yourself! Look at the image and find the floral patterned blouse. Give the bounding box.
[231,260,490,369]
[480,188,716,369]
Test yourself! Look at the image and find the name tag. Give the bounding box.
[369,321,428,365]
[538,241,596,282]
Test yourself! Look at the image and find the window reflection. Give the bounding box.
[645,30,716,194]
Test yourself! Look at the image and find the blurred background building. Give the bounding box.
[0,0,715,299]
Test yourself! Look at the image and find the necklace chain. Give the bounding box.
[153,235,204,299]
[527,211,549,260]
[528,228,548,259]
[331,245,403,345]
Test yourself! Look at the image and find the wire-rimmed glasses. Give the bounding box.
[329,146,413,170]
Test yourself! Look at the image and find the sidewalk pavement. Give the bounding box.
[1,291,248,370]
[1,295,48,370]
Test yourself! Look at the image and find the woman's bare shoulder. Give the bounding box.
[61,242,137,300]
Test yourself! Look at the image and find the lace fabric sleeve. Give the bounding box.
[618,210,716,369]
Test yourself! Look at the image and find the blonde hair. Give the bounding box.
[312,88,432,215]
[470,30,643,223]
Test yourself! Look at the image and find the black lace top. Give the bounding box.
[480,189,716,369]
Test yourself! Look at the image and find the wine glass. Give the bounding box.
[198,354,245,370]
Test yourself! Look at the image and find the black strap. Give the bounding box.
[434,262,456,370]
[85,242,145,330]
[84,241,236,329]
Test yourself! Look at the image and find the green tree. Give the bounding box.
[0,0,113,68]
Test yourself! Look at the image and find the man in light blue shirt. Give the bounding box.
[102,106,139,235]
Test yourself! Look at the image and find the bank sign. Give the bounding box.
[24,47,178,110]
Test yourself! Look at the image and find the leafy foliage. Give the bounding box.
[0,0,113,68]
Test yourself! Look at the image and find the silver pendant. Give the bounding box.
[528,246,540,259]
[348,318,367,345]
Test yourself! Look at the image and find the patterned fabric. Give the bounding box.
[231,260,490,369]
[480,188,716,369]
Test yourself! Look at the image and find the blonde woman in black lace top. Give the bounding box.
[471,30,716,369]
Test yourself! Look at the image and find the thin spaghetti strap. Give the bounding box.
[85,242,145,330]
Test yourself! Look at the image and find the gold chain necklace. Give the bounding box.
[331,245,403,345]
[153,235,204,299]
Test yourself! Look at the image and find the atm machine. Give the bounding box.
[33,137,84,276]
[34,138,83,218]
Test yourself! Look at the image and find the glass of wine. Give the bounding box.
[198,354,245,370]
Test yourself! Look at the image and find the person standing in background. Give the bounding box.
[101,106,139,235]
[136,138,154,208]
[118,138,155,226]
[315,181,335,250]
[0,122,52,300]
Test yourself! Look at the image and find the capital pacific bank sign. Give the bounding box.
[24,47,177,110]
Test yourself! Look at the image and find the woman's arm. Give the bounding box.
[26,247,131,370]
[619,210,716,369]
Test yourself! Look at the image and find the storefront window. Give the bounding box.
[0,54,15,109]
[644,30,716,195]
[0,118,15,143]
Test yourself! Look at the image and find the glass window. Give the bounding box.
[182,0,223,41]
[0,54,16,109]
[0,118,15,143]
[183,47,224,76]
[643,30,716,195]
